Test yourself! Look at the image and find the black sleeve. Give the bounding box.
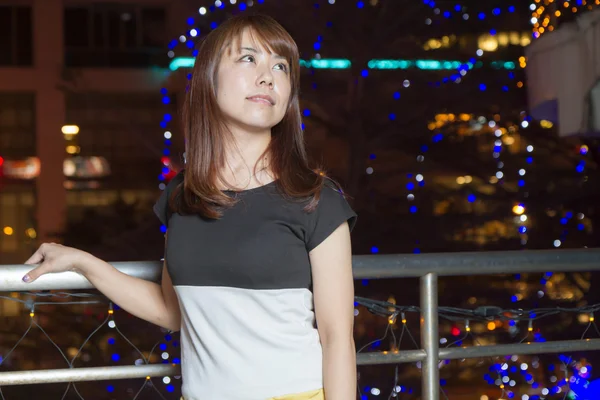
[153,170,184,227]
[305,181,357,252]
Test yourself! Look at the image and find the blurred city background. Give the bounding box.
[1,0,599,399]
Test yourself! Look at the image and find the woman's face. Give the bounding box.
[216,29,292,134]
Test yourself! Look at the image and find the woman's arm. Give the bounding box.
[84,255,181,331]
[23,239,181,332]
[310,222,357,400]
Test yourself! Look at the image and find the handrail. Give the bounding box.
[2,248,600,292]
[0,365,181,386]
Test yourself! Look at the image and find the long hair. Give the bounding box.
[170,14,336,219]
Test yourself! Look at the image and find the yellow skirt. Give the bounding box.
[180,388,324,400]
[268,388,325,400]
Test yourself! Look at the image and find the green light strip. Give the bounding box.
[169,57,516,71]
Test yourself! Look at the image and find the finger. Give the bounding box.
[22,263,50,283]
[24,247,45,265]
[24,252,43,266]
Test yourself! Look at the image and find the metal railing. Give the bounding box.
[1,248,600,399]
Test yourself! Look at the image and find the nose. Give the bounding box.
[257,67,274,88]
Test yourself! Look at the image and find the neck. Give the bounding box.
[221,126,273,188]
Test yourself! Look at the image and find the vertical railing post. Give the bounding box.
[420,272,439,400]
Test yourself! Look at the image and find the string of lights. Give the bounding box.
[421,2,532,95]
[2,290,600,399]
[423,2,518,25]
[364,4,530,257]
[531,0,600,38]
[0,293,179,398]
[355,296,600,323]
[550,134,593,252]
[423,3,526,96]
[515,116,531,252]
[552,143,594,248]
[354,295,600,399]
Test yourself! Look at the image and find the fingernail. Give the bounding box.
[22,275,30,282]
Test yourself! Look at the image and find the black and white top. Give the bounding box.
[154,171,357,400]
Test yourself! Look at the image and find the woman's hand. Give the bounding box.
[22,243,92,283]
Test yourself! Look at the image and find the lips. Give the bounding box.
[246,94,275,105]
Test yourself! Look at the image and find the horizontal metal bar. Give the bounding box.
[0,364,180,386]
[357,349,427,365]
[3,339,599,385]
[352,248,600,279]
[440,338,600,360]
[356,338,600,365]
[0,261,162,292]
[2,248,599,292]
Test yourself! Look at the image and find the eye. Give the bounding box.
[240,54,255,63]
[274,63,288,73]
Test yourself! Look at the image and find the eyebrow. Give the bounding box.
[240,46,287,61]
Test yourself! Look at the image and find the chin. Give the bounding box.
[224,110,283,133]
[242,116,282,131]
[239,120,278,133]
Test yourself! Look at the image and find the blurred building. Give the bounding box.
[0,0,186,262]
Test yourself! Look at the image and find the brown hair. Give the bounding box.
[171,13,337,219]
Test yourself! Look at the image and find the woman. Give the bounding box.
[22,14,357,400]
